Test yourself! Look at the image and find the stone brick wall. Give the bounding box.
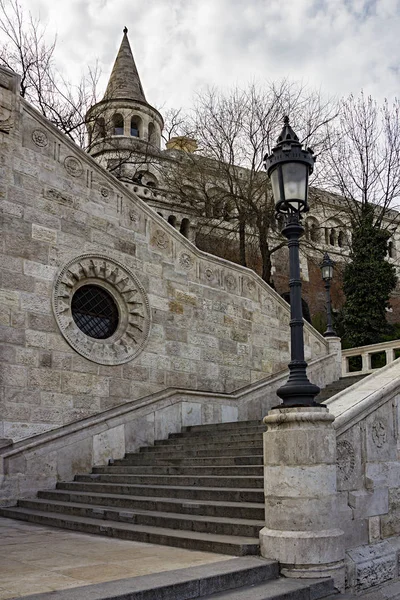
[0,66,329,441]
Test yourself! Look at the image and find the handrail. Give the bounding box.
[342,339,400,377]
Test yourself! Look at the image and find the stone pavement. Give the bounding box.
[0,517,232,599]
[2,517,400,599]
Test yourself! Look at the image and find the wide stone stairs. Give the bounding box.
[0,374,363,559]
[2,420,266,556]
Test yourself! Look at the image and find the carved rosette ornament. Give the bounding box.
[32,129,48,147]
[64,156,83,177]
[52,255,151,365]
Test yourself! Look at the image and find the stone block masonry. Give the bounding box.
[0,65,329,441]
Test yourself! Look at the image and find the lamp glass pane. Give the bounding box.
[322,265,333,280]
[282,162,307,204]
[270,168,282,204]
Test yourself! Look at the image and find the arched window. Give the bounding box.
[180,218,190,238]
[168,215,177,227]
[113,114,124,136]
[338,231,345,248]
[131,117,141,137]
[148,122,156,144]
[388,241,395,259]
[329,229,336,246]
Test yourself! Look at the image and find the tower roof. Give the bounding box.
[103,27,146,103]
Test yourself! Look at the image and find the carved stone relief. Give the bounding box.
[337,440,356,481]
[153,229,168,249]
[32,129,48,147]
[372,418,387,448]
[224,274,236,292]
[179,252,194,270]
[53,254,151,365]
[64,156,83,178]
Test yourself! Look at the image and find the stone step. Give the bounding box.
[200,577,335,599]
[171,424,266,438]
[139,442,264,455]
[122,447,264,460]
[182,420,263,433]
[38,489,265,519]
[18,498,264,537]
[113,454,264,466]
[57,480,264,503]
[6,557,280,600]
[0,506,260,555]
[92,464,263,476]
[155,431,263,446]
[75,473,264,489]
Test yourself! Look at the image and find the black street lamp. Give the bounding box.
[264,116,320,407]
[320,252,337,337]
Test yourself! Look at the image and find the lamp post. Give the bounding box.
[320,252,336,337]
[264,116,320,407]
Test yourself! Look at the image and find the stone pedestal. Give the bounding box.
[259,406,345,592]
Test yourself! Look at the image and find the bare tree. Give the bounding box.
[161,81,337,284]
[320,92,400,231]
[0,0,100,147]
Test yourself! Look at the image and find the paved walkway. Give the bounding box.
[0,517,232,599]
[2,517,400,599]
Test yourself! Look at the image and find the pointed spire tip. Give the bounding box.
[123,26,128,34]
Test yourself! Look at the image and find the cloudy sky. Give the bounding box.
[7,0,400,112]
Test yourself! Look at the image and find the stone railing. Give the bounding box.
[324,359,400,593]
[0,345,341,506]
[342,339,400,377]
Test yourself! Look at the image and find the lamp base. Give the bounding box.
[277,360,320,406]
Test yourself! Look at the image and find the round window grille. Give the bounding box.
[71,285,119,339]
[53,254,151,365]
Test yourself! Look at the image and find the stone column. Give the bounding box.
[385,348,394,365]
[259,406,345,592]
[326,336,342,381]
[361,352,370,373]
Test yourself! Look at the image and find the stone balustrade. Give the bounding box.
[342,339,400,377]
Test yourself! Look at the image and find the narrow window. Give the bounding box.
[131,117,140,137]
[168,215,177,227]
[180,218,190,238]
[113,114,124,136]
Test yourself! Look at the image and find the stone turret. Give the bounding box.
[86,28,163,160]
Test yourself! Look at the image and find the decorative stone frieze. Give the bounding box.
[52,254,151,365]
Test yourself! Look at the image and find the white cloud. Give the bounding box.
[6,0,400,112]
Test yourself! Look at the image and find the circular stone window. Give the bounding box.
[53,255,151,365]
[71,285,119,339]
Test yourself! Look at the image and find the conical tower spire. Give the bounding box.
[104,27,146,102]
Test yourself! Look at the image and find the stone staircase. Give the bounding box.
[1,420,265,555]
[0,375,363,558]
